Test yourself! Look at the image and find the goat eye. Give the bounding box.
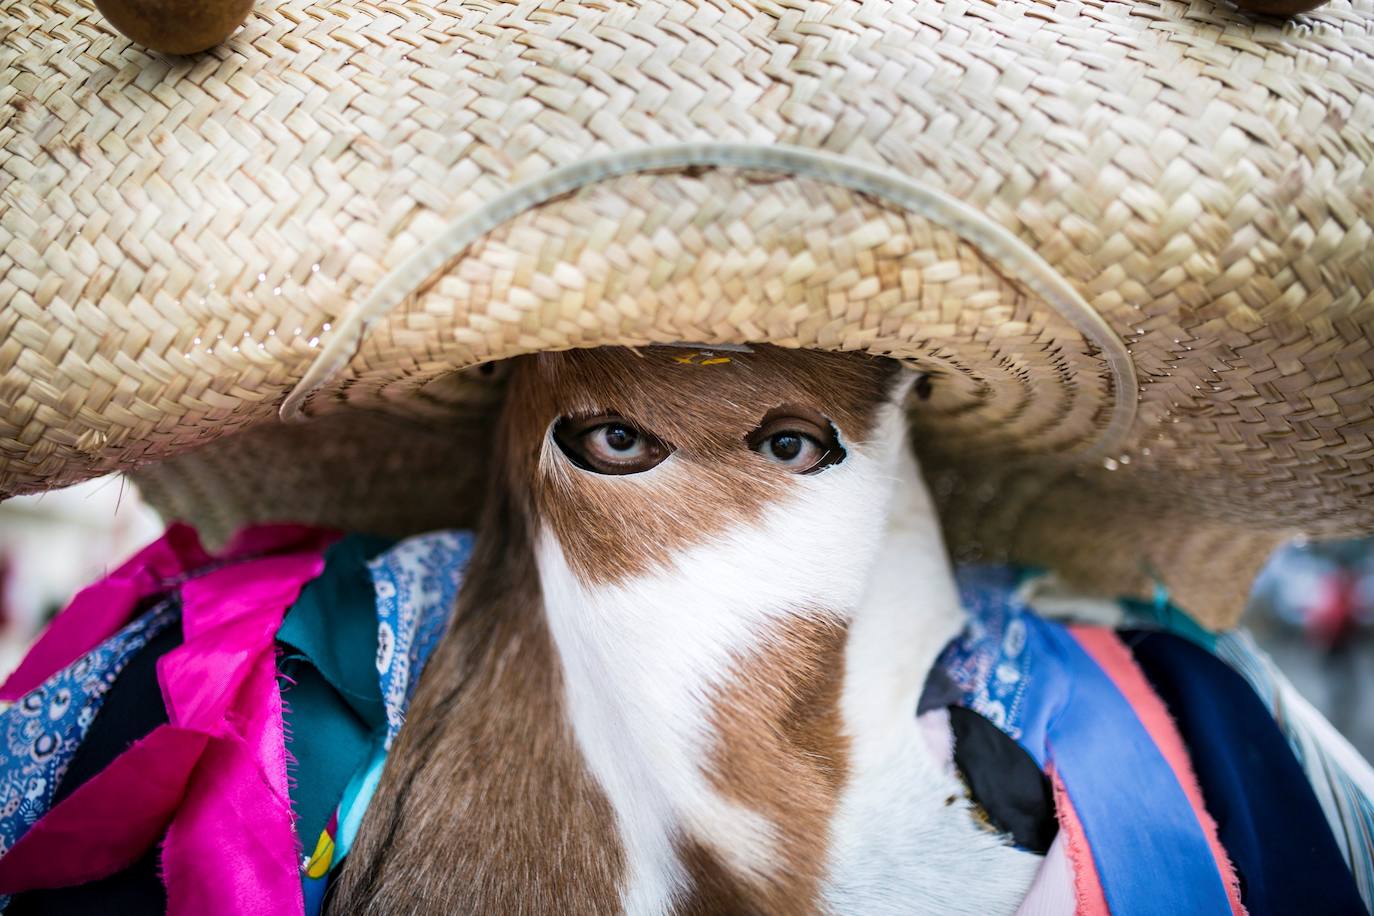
[589,423,645,459]
[759,432,815,465]
[553,415,671,475]
[747,410,845,474]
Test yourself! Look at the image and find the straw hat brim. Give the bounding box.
[3,0,1373,625]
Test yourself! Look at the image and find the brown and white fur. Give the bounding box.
[331,346,1041,915]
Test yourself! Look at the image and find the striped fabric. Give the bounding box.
[1022,575,1374,914]
[1213,630,1374,913]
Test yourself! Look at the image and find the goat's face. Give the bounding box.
[499,345,909,593]
[336,346,1036,916]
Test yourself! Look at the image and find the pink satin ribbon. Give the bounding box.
[0,523,337,916]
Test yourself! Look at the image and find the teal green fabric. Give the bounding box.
[276,535,395,855]
[1120,594,1219,651]
[278,667,370,850]
[278,535,394,725]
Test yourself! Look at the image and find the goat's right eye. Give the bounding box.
[553,415,671,475]
[756,430,827,469]
[746,407,846,474]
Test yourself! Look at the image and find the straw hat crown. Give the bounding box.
[2,0,1372,622]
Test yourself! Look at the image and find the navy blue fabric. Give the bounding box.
[1125,630,1366,916]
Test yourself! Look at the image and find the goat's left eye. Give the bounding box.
[588,423,647,460]
[747,411,845,474]
[758,432,823,468]
[553,415,671,475]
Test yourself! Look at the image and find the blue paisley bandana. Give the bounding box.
[0,596,179,857]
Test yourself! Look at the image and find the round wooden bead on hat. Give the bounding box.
[94,0,254,54]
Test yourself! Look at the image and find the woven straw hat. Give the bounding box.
[3,0,1373,626]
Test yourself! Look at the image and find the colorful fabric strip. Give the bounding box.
[0,524,210,702]
[1069,626,1244,914]
[944,566,1235,916]
[368,530,475,749]
[1114,590,1374,914]
[1213,630,1374,913]
[301,732,389,915]
[1028,575,1374,913]
[1127,630,1366,915]
[0,598,178,859]
[300,530,475,911]
[0,525,337,916]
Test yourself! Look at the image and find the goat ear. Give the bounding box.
[889,367,931,404]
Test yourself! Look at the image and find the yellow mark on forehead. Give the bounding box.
[672,351,734,366]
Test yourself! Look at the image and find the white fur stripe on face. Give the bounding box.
[822,435,1041,914]
[535,394,910,913]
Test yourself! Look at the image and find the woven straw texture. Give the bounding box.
[3,0,1373,623]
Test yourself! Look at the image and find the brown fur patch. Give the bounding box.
[328,435,625,915]
[674,615,851,916]
[503,346,901,585]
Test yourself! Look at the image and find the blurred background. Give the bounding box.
[0,475,1371,758]
[1248,536,1374,758]
[0,476,162,677]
